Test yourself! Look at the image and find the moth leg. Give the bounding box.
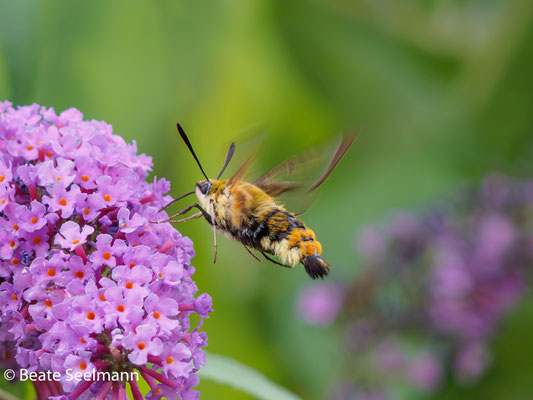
[209,198,218,264]
[167,203,210,221]
[212,222,217,264]
[261,252,292,268]
[167,211,202,224]
[153,203,212,225]
[158,190,195,212]
[243,245,261,262]
[158,197,182,212]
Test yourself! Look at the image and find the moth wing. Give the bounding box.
[228,149,258,185]
[308,134,356,191]
[254,133,356,213]
[253,147,321,195]
[218,124,266,185]
[251,179,302,197]
[254,133,356,194]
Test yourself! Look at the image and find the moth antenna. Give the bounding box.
[176,123,210,181]
[216,142,236,180]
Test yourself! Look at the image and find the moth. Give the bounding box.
[158,124,355,279]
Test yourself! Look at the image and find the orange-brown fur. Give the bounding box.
[196,179,327,275]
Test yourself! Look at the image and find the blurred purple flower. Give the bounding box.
[372,338,408,374]
[302,173,533,398]
[357,226,386,263]
[454,341,490,383]
[0,101,211,400]
[296,282,343,325]
[406,351,442,391]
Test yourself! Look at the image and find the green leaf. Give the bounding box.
[0,387,21,400]
[198,353,302,400]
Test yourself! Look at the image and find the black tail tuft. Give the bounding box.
[302,255,329,279]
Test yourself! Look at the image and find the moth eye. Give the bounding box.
[197,181,211,195]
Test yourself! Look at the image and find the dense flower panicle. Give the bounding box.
[0,101,212,399]
[297,174,532,399]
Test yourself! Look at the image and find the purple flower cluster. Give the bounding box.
[298,174,533,399]
[0,101,212,400]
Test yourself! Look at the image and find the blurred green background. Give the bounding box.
[1,0,533,399]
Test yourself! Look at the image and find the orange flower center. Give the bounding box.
[79,362,87,370]
[30,217,38,224]
[137,342,146,350]
[103,252,111,260]
[47,268,56,277]
[86,312,96,320]
[83,207,90,215]
[125,282,134,289]
[72,239,80,245]
[75,271,84,279]
[104,194,111,202]
[45,300,53,308]
[33,237,41,245]
[81,175,89,182]
[153,311,161,319]
[117,305,125,313]
[59,198,67,206]
[166,356,174,365]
